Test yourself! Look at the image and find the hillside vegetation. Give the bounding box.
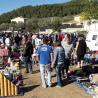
[0,0,88,24]
[0,0,98,32]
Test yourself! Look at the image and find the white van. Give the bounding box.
[86,30,98,51]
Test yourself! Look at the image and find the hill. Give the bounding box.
[0,0,87,24]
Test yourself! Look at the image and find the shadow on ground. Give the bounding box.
[22,85,40,93]
[33,70,40,74]
[52,78,75,87]
[62,79,75,86]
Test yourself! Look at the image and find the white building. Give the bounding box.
[74,15,81,23]
[62,20,84,33]
[61,28,84,33]
[11,16,25,23]
[39,29,53,34]
[83,20,98,31]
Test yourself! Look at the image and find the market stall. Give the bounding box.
[69,65,98,98]
[0,48,22,97]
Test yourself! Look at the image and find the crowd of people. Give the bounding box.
[0,32,90,88]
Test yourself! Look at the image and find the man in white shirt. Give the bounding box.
[5,36,10,47]
[35,35,43,49]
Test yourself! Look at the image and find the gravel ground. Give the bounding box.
[7,65,92,98]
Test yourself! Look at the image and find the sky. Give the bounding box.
[0,0,70,14]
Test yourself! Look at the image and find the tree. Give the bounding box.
[25,18,39,32]
[38,18,52,27]
[15,22,25,31]
[81,0,98,20]
[0,0,88,24]
[0,23,9,31]
[9,22,16,31]
[51,17,62,31]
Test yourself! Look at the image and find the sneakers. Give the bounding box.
[25,71,29,73]
[30,71,33,74]
[56,85,62,88]
[42,85,47,88]
[42,84,52,88]
[47,84,52,87]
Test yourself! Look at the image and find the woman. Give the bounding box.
[52,41,66,87]
[75,35,87,68]
[61,34,73,78]
[23,40,33,73]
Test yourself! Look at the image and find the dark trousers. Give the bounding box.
[24,56,33,73]
[62,59,70,78]
[56,67,63,86]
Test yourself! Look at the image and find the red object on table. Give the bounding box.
[96,51,98,54]
[0,49,8,56]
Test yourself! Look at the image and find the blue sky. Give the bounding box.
[0,0,70,14]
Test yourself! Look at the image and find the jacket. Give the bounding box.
[52,46,66,68]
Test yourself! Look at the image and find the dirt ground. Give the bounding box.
[7,65,92,98]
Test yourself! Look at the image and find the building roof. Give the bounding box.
[62,20,81,25]
[11,16,25,23]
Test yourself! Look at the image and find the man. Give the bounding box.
[5,35,10,47]
[14,34,21,48]
[35,35,43,49]
[37,37,53,88]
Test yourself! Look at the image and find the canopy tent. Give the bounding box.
[51,31,58,34]
[61,28,85,33]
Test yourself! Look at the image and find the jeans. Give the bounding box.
[56,67,63,86]
[62,59,70,78]
[24,56,33,73]
[39,64,51,87]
